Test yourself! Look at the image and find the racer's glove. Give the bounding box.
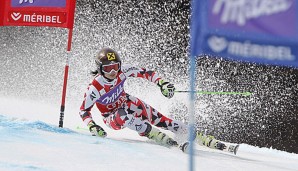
[157,79,175,98]
[87,121,107,137]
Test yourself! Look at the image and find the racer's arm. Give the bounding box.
[79,82,107,137]
[122,64,175,98]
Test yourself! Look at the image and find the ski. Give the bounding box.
[176,141,240,155]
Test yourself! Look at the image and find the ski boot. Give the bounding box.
[144,124,178,147]
[196,131,239,154]
[195,131,219,149]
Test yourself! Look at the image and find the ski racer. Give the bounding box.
[79,47,231,152]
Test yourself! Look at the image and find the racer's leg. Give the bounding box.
[103,107,177,146]
[125,94,187,135]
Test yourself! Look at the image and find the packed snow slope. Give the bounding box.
[0,97,297,171]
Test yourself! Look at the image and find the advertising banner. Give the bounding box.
[0,0,77,128]
[0,0,75,29]
[191,0,298,68]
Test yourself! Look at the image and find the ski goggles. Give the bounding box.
[101,62,120,74]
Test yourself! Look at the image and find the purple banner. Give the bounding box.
[191,0,298,68]
[208,0,297,37]
[96,80,126,105]
[11,0,66,8]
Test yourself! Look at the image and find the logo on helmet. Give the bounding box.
[107,53,116,60]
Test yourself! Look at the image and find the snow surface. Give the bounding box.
[0,97,298,171]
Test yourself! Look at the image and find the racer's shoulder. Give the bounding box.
[121,64,140,73]
[89,75,105,90]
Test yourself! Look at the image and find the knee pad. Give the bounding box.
[171,120,187,134]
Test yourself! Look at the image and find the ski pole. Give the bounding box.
[175,91,252,96]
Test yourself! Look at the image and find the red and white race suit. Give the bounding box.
[79,64,186,135]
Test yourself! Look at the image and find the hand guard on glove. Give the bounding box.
[157,79,175,98]
[88,121,107,137]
